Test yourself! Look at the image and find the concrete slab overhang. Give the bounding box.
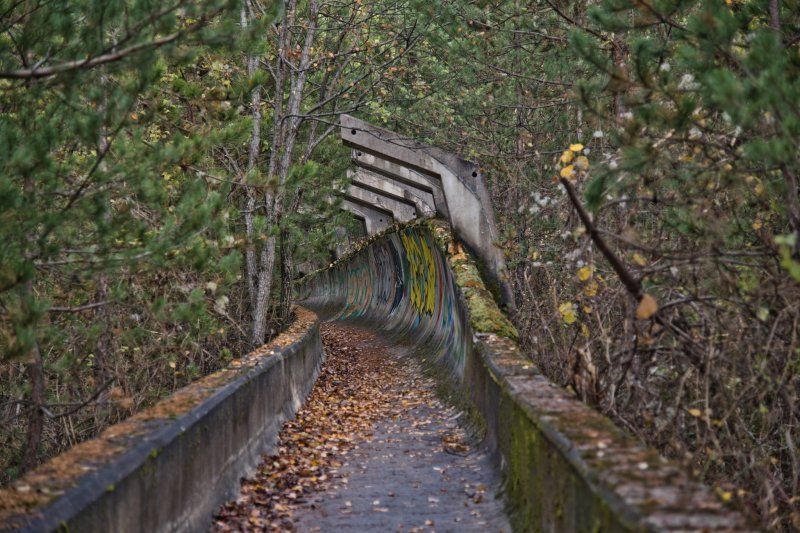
[351,151,450,218]
[345,183,417,224]
[342,198,393,235]
[340,114,512,307]
[348,168,436,218]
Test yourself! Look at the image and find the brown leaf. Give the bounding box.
[636,294,658,320]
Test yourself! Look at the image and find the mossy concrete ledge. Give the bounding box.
[300,220,753,531]
[471,335,754,531]
[0,307,323,533]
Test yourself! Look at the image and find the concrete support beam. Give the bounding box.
[345,183,417,224]
[352,151,450,218]
[348,168,436,218]
[324,195,391,237]
[333,226,349,259]
[340,115,512,307]
[342,199,393,235]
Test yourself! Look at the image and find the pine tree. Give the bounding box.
[0,0,245,477]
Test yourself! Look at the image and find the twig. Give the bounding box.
[48,301,111,313]
[560,178,643,300]
[44,379,115,419]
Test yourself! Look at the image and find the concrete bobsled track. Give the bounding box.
[0,217,754,532]
[299,219,753,532]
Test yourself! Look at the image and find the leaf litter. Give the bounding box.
[212,322,507,532]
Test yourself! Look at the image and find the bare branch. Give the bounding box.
[0,15,213,80]
[48,301,112,313]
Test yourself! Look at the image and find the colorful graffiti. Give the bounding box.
[400,230,436,316]
[343,264,371,318]
[300,225,471,379]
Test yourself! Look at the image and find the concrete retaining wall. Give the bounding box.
[0,308,323,532]
[300,221,753,531]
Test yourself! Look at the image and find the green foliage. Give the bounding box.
[362,0,800,527]
[566,1,800,527]
[0,0,274,482]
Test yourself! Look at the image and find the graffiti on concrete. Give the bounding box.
[343,264,371,318]
[401,230,436,317]
[300,226,471,378]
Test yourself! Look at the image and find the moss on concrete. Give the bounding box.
[420,219,518,340]
[501,391,636,533]
[452,259,518,340]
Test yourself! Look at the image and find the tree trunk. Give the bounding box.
[250,0,319,346]
[93,274,111,429]
[22,288,44,473]
[279,225,293,324]
[611,35,628,122]
[769,0,781,38]
[94,72,112,430]
[241,2,262,316]
[250,235,277,345]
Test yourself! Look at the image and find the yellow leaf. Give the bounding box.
[560,165,575,179]
[575,155,589,170]
[583,305,592,314]
[560,150,574,164]
[168,361,177,369]
[636,293,658,320]
[752,219,762,230]
[584,281,598,297]
[688,408,702,417]
[558,302,577,324]
[581,323,590,337]
[632,252,647,266]
[577,266,592,281]
[569,143,584,152]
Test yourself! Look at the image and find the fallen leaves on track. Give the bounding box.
[213,323,437,532]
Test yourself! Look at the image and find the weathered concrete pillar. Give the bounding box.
[333,226,348,259]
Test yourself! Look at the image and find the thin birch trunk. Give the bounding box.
[241,2,262,315]
[251,0,319,345]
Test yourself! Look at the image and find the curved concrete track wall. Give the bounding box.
[0,309,323,533]
[300,220,752,532]
[300,221,475,381]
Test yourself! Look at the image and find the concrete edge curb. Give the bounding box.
[443,235,757,530]
[300,219,756,531]
[0,307,323,532]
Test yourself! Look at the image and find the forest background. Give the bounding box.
[1,0,798,529]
